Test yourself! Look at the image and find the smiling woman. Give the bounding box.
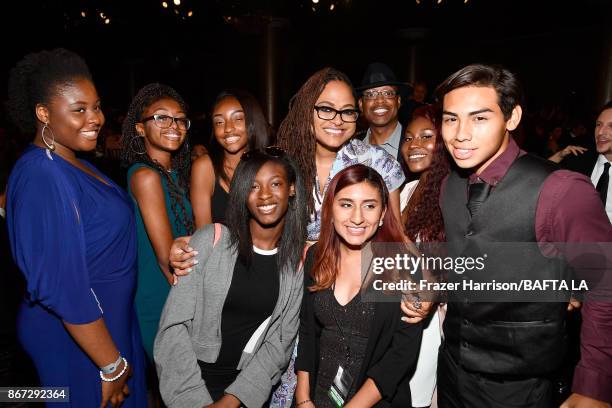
[190,89,272,227]
[295,164,423,408]
[120,83,194,366]
[154,148,308,407]
[6,48,146,407]
[276,67,406,241]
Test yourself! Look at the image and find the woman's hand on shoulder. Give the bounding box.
[400,296,432,323]
[169,235,197,276]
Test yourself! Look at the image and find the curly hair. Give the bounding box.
[121,83,194,234]
[208,89,272,186]
[276,67,356,214]
[7,48,93,134]
[402,105,450,243]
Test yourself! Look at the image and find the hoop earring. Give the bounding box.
[41,123,56,151]
[379,219,384,227]
[130,136,146,155]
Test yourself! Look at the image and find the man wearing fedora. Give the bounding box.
[356,62,411,167]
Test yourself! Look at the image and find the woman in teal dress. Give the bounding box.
[121,83,194,361]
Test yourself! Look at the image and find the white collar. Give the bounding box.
[253,246,278,255]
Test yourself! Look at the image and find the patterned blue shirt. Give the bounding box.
[307,138,405,241]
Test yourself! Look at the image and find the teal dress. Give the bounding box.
[127,163,193,361]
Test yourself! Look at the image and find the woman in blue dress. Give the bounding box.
[6,49,145,407]
[121,83,194,362]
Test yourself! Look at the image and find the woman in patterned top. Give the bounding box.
[276,68,405,241]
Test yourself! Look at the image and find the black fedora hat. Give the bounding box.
[356,62,412,96]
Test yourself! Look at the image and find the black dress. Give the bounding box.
[296,246,423,407]
[313,289,374,407]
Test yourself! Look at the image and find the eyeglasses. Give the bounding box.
[313,106,359,123]
[141,114,191,130]
[362,90,397,100]
[241,146,286,161]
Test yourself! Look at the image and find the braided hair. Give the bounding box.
[7,48,93,134]
[121,83,194,234]
[276,67,356,214]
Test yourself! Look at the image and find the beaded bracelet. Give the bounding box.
[296,400,312,406]
[100,357,128,382]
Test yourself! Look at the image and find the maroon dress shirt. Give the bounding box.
[442,137,612,402]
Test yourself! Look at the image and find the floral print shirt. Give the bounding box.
[307,138,405,241]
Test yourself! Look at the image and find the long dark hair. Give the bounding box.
[209,89,272,186]
[276,67,356,214]
[403,105,449,243]
[121,83,194,234]
[310,164,406,291]
[225,150,308,272]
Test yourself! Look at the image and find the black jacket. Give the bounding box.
[295,246,423,407]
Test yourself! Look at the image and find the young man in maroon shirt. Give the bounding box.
[435,64,612,408]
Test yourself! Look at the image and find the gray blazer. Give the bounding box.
[154,224,304,407]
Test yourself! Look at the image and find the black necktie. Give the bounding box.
[596,162,610,205]
[467,182,491,217]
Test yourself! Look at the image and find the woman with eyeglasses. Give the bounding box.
[155,148,308,408]
[191,89,272,227]
[276,67,405,241]
[121,83,194,363]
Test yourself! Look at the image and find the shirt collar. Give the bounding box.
[469,137,522,185]
[365,122,402,150]
[596,154,611,167]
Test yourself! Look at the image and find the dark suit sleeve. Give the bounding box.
[366,313,423,401]
[295,246,317,374]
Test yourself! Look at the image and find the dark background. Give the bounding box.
[1,0,611,131]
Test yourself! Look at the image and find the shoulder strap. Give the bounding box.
[213,223,222,248]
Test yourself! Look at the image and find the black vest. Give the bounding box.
[441,154,570,377]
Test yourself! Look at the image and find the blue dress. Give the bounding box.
[127,163,193,361]
[6,146,146,407]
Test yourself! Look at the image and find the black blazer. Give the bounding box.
[295,246,423,407]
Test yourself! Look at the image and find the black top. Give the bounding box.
[313,289,374,407]
[296,246,423,407]
[205,249,279,370]
[211,178,229,224]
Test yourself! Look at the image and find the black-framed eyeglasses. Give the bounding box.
[362,90,397,100]
[313,106,359,123]
[241,146,286,161]
[141,114,191,131]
